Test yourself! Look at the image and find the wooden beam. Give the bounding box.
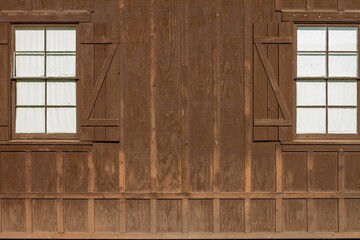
[282,11,360,22]
[80,37,119,44]
[254,119,292,126]
[0,12,91,23]
[254,37,292,44]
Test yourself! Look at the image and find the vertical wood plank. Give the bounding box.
[0,198,2,233]
[276,198,282,232]
[25,152,32,233]
[244,199,251,233]
[150,199,157,233]
[57,199,64,233]
[338,150,345,232]
[307,199,314,232]
[88,152,94,192]
[307,151,314,192]
[56,152,64,233]
[182,199,188,233]
[213,198,220,233]
[338,198,345,232]
[276,143,282,193]
[26,199,32,233]
[88,199,95,232]
[150,0,157,193]
[212,0,220,193]
[119,199,126,233]
[338,0,345,11]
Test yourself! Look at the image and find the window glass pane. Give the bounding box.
[297,27,326,51]
[47,108,76,133]
[328,108,357,133]
[46,28,76,52]
[328,81,357,106]
[15,54,45,77]
[297,108,326,134]
[297,80,326,106]
[297,53,326,77]
[47,81,76,106]
[16,81,45,105]
[15,28,44,51]
[46,54,76,77]
[329,27,358,51]
[329,53,358,77]
[16,107,45,133]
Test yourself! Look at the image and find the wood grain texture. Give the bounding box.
[124,0,150,192]
[252,142,275,192]
[277,0,307,11]
[156,0,182,193]
[219,199,244,232]
[344,152,360,191]
[307,0,337,11]
[94,200,119,232]
[187,0,213,192]
[188,200,213,232]
[32,152,57,192]
[313,152,338,192]
[126,200,151,232]
[63,152,88,193]
[62,0,87,10]
[64,200,88,232]
[345,199,360,231]
[0,23,8,141]
[32,0,61,11]
[1,152,26,192]
[218,0,245,192]
[2,199,26,232]
[282,199,307,232]
[33,199,57,232]
[156,200,182,233]
[2,0,27,11]
[251,199,276,232]
[283,152,307,192]
[313,199,338,232]
[93,143,119,192]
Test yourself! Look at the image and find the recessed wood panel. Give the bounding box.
[2,0,27,11]
[188,200,213,232]
[219,0,245,192]
[64,200,88,232]
[283,199,307,232]
[313,152,337,192]
[33,199,57,232]
[345,199,360,231]
[94,143,119,192]
[1,152,26,192]
[278,0,307,11]
[339,0,360,11]
[283,152,307,192]
[2,199,26,232]
[252,142,275,192]
[220,199,245,232]
[125,200,150,232]
[32,0,61,11]
[63,0,87,10]
[313,199,338,232]
[308,0,337,11]
[63,152,88,192]
[157,200,182,232]
[251,199,275,232]
[94,200,119,232]
[344,152,360,191]
[32,152,57,192]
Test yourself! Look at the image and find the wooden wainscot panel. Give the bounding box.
[307,0,338,11]
[251,199,276,232]
[344,152,360,191]
[1,152,26,192]
[338,0,360,11]
[313,199,338,232]
[63,0,88,11]
[93,143,119,192]
[32,0,62,11]
[94,199,119,232]
[2,199,26,232]
[219,199,245,232]
[276,0,307,11]
[63,152,88,193]
[125,200,151,232]
[283,152,307,192]
[33,199,57,232]
[2,0,27,11]
[345,199,360,231]
[252,142,275,192]
[32,152,57,193]
[312,152,338,192]
[156,199,182,233]
[188,200,213,232]
[282,199,307,232]
[64,200,88,232]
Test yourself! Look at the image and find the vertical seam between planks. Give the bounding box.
[150,0,157,193]
[150,199,157,233]
[182,199,188,233]
[87,151,94,232]
[213,198,220,233]
[119,199,126,233]
[212,0,220,193]
[275,143,283,232]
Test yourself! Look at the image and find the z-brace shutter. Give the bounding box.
[79,23,120,142]
[253,22,294,141]
[0,23,9,141]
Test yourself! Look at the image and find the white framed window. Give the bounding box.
[14,26,77,136]
[296,26,358,135]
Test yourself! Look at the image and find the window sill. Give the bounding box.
[281,140,360,145]
[0,140,93,151]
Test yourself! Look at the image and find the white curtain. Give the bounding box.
[329,27,358,51]
[17,81,45,105]
[297,53,326,77]
[47,81,76,106]
[46,28,76,52]
[328,108,357,133]
[15,28,44,51]
[16,108,45,133]
[297,81,326,106]
[46,54,76,77]
[47,108,76,133]
[297,27,326,51]
[297,108,326,134]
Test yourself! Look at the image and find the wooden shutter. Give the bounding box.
[253,22,294,141]
[0,23,9,141]
[79,22,120,142]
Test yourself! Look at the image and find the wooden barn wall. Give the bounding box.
[0,0,359,239]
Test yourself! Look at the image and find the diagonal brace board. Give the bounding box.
[82,43,119,120]
[255,42,291,121]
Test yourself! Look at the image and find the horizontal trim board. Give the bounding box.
[282,11,360,22]
[0,12,91,23]
[0,119,7,126]
[254,37,292,44]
